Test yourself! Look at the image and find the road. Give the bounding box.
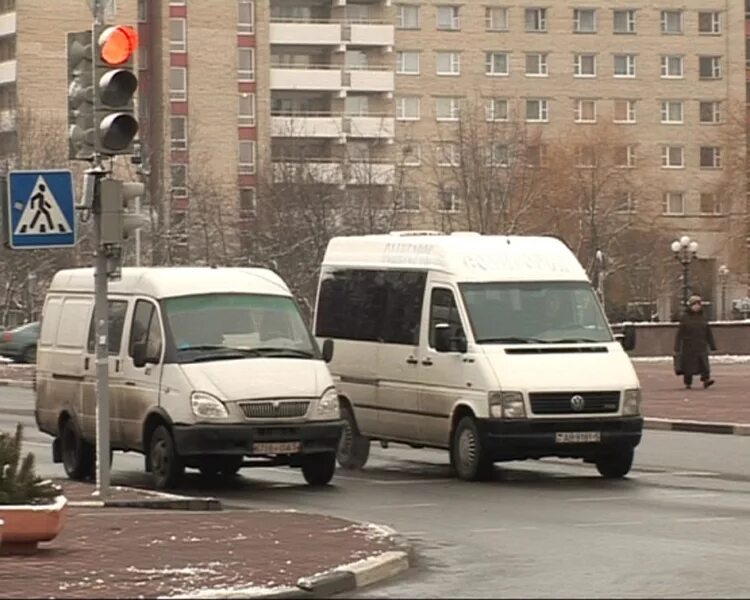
[2,387,749,598]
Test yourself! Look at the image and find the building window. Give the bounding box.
[170,116,187,150]
[574,99,596,123]
[574,54,596,77]
[614,191,636,213]
[660,10,683,34]
[488,143,510,167]
[661,145,684,168]
[698,11,720,35]
[485,7,509,31]
[486,98,508,121]
[700,146,722,168]
[239,93,256,126]
[169,18,186,53]
[437,5,460,30]
[438,189,460,213]
[700,193,721,215]
[614,99,636,123]
[613,9,636,34]
[396,4,420,29]
[661,101,683,124]
[171,164,187,197]
[396,51,420,74]
[525,53,548,76]
[436,142,460,166]
[614,145,636,168]
[239,187,257,218]
[400,142,422,166]
[526,145,546,167]
[169,67,187,101]
[238,0,255,34]
[660,55,683,78]
[663,192,685,215]
[576,145,596,167]
[613,54,636,77]
[526,99,549,122]
[396,96,420,120]
[699,101,721,124]
[485,52,509,76]
[239,140,256,174]
[435,97,461,121]
[525,8,547,32]
[238,47,255,81]
[699,56,722,80]
[396,188,421,212]
[436,51,461,75]
[573,9,596,33]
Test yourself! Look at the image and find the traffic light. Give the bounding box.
[93,24,139,156]
[67,30,95,160]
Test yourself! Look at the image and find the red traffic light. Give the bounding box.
[98,25,138,66]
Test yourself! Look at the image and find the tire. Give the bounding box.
[451,416,493,482]
[148,425,185,490]
[198,456,243,480]
[60,418,95,481]
[22,345,36,364]
[595,446,634,479]
[302,452,336,486]
[337,405,370,470]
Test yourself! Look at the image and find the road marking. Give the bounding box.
[469,527,510,534]
[574,521,644,528]
[368,503,437,510]
[660,492,719,499]
[636,470,720,478]
[373,478,450,485]
[674,516,736,524]
[568,495,632,502]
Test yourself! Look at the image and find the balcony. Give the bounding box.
[346,115,395,139]
[273,160,344,185]
[271,66,343,91]
[0,12,15,37]
[346,161,395,185]
[346,68,394,93]
[270,22,342,46]
[0,108,15,132]
[348,23,393,47]
[271,114,344,139]
[0,59,16,84]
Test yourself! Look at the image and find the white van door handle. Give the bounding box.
[422,358,433,366]
[405,356,418,365]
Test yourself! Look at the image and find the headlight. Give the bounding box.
[311,387,340,420]
[489,391,526,419]
[190,392,228,419]
[623,388,641,416]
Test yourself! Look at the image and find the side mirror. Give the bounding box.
[132,341,148,368]
[321,338,334,363]
[619,325,636,351]
[434,323,452,352]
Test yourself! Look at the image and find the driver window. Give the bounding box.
[429,288,464,348]
[128,300,163,363]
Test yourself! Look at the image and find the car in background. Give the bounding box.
[0,321,40,363]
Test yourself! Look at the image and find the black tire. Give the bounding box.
[22,345,36,364]
[60,418,95,481]
[302,452,336,486]
[451,416,493,482]
[148,425,185,490]
[198,456,243,480]
[595,446,634,479]
[337,405,370,470]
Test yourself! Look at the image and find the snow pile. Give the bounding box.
[162,584,297,599]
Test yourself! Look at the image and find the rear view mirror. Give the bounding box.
[618,325,636,351]
[321,338,334,363]
[133,341,148,368]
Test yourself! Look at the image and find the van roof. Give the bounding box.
[322,232,588,283]
[48,267,293,299]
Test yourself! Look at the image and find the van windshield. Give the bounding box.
[163,294,318,362]
[459,282,612,344]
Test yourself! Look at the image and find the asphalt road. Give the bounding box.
[2,387,749,598]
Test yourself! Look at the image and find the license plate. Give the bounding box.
[555,431,601,444]
[252,441,301,454]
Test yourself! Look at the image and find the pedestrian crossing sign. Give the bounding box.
[7,170,76,249]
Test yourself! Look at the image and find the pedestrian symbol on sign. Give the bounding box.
[13,176,73,236]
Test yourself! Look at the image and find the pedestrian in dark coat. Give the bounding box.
[674,295,716,389]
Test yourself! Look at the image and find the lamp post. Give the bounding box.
[670,235,699,308]
[718,264,729,320]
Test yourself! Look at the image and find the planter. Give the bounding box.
[0,495,67,555]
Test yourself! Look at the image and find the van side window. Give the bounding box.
[86,300,128,355]
[429,288,464,348]
[129,300,163,362]
[382,271,426,345]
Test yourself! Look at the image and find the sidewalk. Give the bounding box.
[0,481,410,599]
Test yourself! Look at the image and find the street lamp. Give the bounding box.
[718,264,730,320]
[670,235,699,308]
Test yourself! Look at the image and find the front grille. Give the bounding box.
[529,391,620,415]
[240,400,310,419]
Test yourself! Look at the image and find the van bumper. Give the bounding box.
[477,416,643,461]
[172,421,343,457]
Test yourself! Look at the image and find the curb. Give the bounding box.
[68,485,222,512]
[644,417,750,436]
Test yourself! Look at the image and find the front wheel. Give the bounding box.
[337,405,370,470]
[302,453,336,486]
[60,418,95,480]
[595,446,634,479]
[149,425,185,490]
[451,416,493,482]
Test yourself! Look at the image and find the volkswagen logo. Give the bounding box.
[272,400,281,414]
[570,394,585,412]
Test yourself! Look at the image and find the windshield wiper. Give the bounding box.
[475,337,548,344]
[177,345,262,363]
[252,347,315,358]
[545,338,603,344]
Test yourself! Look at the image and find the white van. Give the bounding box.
[313,232,642,481]
[36,267,342,489]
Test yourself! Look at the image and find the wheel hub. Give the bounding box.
[458,428,477,471]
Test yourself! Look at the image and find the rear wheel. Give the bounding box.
[595,446,634,479]
[451,416,493,482]
[302,453,336,486]
[60,418,95,481]
[148,425,185,490]
[337,405,370,470]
